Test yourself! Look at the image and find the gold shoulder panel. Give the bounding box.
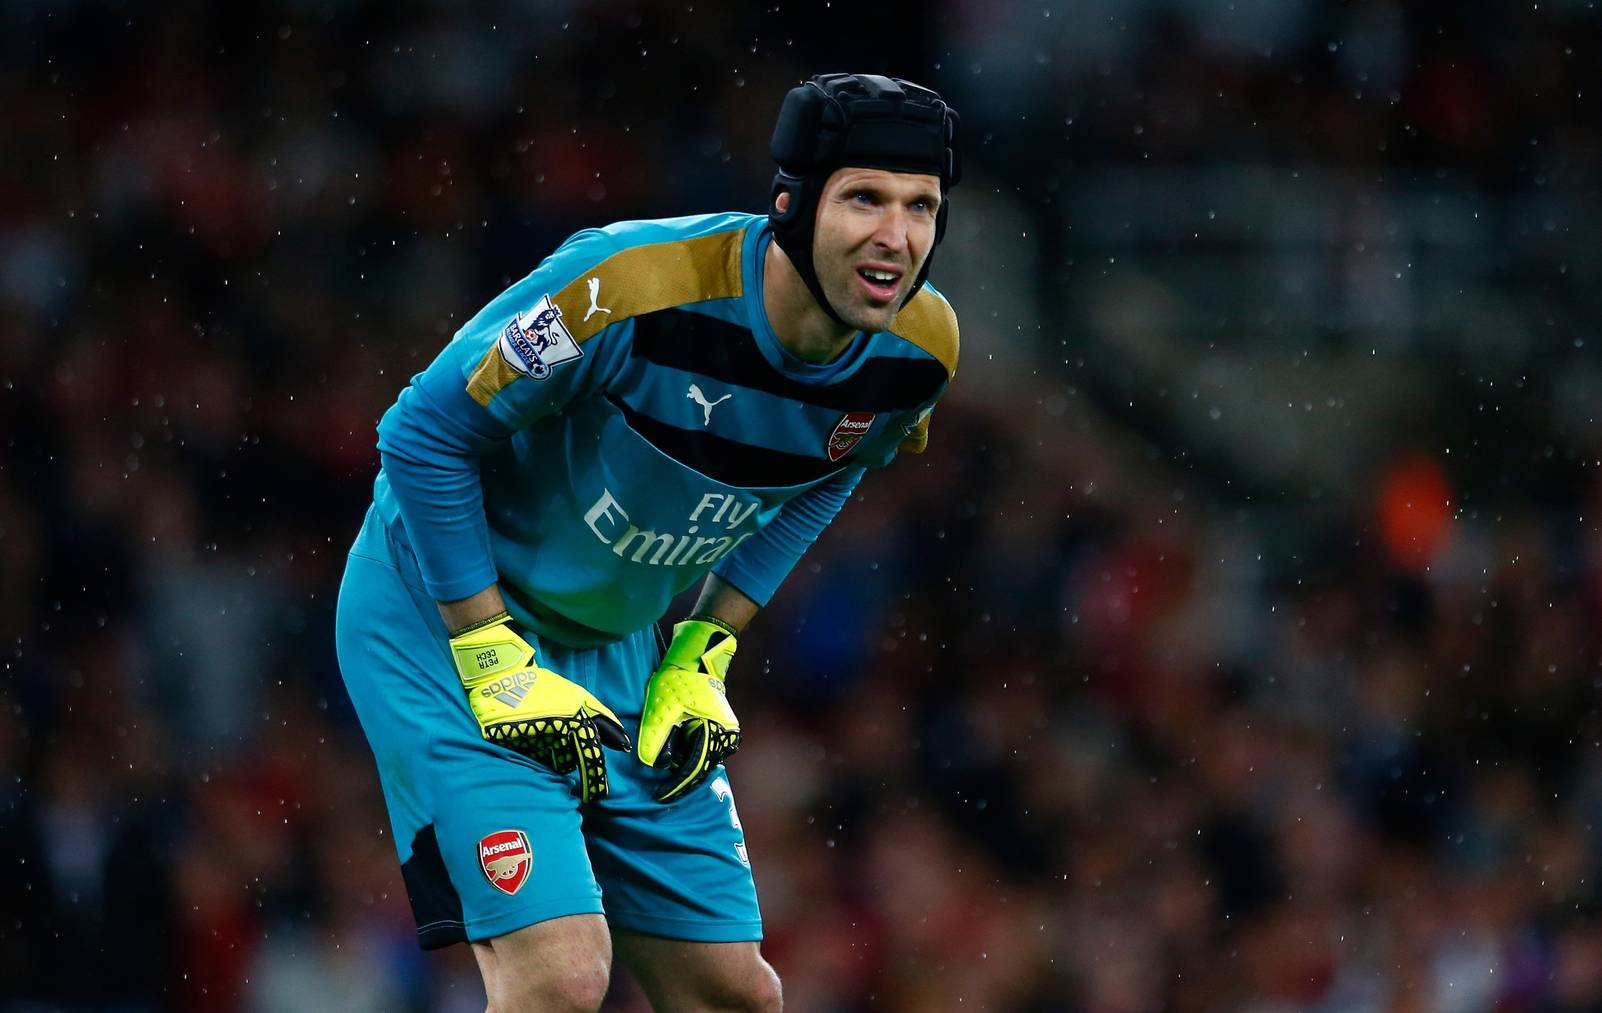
[466,351,523,407]
[890,287,959,380]
[898,414,932,455]
[890,288,957,454]
[467,227,746,406]
[554,228,745,343]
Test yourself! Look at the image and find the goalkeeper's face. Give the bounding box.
[812,167,941,333]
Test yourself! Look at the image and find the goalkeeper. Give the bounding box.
[335,73,960,1012]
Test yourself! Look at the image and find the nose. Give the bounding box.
[872,206,910,254]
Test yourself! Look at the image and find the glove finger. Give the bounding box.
[586,707,633,753]
[578,690,628,734]
[636,708,678,768]
[655,721,695,771]
[541,718,584,775]
[660,714,704,772]
[706,725,742,766]
[490,717,579,774]
[655,721,712,803]
[572,718,610,803]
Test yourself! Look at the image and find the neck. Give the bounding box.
[763,240,856,364]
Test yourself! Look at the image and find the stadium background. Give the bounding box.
[4,0,1601,1009]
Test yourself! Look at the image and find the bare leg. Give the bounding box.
[612,930,781,1013]
[475,913,613,1013]
[471,941,499,1010]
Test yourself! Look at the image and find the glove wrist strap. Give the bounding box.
[448,611,536,687]
[665,616,739,681]
[449,609,514,638]
[685,614,738,639]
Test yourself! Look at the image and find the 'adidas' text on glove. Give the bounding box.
[449,611,631,803]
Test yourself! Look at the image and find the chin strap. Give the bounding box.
[769,172,851,329]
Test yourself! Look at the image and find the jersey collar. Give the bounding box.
[743,219,872,384]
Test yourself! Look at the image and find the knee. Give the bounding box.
[726,959,783,1013]
[489,956,611,1013]
[749,961,783,1012]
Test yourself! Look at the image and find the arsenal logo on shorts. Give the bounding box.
[478,830,532,895]
[827,412,876,462]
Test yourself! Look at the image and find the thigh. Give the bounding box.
[477,914,613,1011]
[612,930,779,1012]
[570,631,763,943]
[586,768,762,942]
[336,543,605,949]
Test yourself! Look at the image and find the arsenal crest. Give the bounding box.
[478,830,532,895]
[826,412,876,462]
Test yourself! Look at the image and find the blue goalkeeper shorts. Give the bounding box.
[334,506,761,949]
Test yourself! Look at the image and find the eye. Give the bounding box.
[852,191,878,206]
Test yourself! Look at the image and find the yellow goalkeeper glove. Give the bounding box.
[449,611,631,803]
[637,616,742,803]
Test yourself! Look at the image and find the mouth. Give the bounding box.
[855,264,904,303]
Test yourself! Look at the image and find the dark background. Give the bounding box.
[4,0,1602,1009]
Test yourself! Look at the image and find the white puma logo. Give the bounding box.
[583,277,612,322]
[687,383,732,425]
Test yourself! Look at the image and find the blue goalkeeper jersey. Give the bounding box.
[371,212,957,646]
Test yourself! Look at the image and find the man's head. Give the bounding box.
[768,74,961,331]
[774,166,942,333]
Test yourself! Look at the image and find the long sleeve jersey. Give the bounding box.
[371,212,958,647]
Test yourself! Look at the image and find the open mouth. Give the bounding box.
[856,266,903,302]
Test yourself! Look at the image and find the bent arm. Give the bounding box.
[706,466,865,618]
[377,377,509,606]
[690,574,761,634]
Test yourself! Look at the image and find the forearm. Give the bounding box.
[690,573,760,634]
[710,467,863,608]
[439,584,508,635]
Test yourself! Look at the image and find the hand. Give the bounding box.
[637,617,742,803]
[449,612,631,802]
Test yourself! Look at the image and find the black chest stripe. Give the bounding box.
[608,396,849,488]
[630,309,946,413]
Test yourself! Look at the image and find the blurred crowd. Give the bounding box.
[4,0,1602,1011]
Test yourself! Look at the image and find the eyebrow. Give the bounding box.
[844,179,942,208]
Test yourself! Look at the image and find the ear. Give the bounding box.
[774,191,791,214]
